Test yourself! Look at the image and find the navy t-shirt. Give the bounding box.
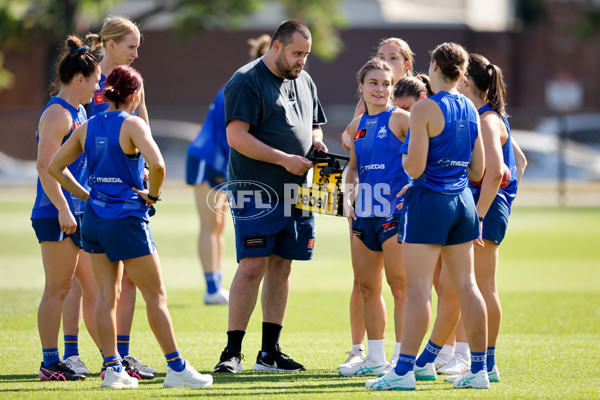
[225,59,327,200]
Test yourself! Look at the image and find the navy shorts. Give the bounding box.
[352,214,401,252]
[81,203,156,262]
[399,186,480,245]
[31,216,83,248]
[185,153,226,188]
[231,198,315,263]
[472,192,511,245]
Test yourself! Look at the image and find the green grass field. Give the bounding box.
[1,185,599,399]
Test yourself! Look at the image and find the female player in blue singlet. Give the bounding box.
[68,16,156,376]
[395,75,472,375]
[48,65,213,390]
[366,42,490,391]
[186,34,270,306]
[419,54,530,382]
[338,58,410,377]
[338,38,416,372]
[31,36,101,381]
[460,53,526,382]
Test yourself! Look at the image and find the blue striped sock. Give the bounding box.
[415,340,442,367]
[165,350,185,372]
[471,351,487,374]
[63,335,79,359]
[486,346,496,372]
[394,353,416,376]
[205,272,222,294]
[42,347,60,367]
[117,335,130,358]
[104,355,123,373]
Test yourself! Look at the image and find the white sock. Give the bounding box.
[456,342,470,360]
[392,342,402,359]
[440,344,455,357]
[352,344,365,354]
[367,339,386,363]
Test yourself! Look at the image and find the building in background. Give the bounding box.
[1,0,599,185]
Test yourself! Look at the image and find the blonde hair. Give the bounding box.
[247,34,271,61]
[86,16,141,51]
[377,37,415,76]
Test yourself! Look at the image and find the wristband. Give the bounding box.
[478,215,484,222]
[147,194,161,202]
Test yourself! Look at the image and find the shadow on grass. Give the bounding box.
[0,371,455,396]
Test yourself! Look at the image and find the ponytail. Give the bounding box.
[486,64,507,116]
[468,54,508,116]
[415,74,434,97]
[51,35,99,94]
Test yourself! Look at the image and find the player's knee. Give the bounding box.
[358,281,381,301]
[389,286,407,304]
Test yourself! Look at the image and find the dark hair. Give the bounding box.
[271,19,311,48]
[54,36,98,89]
[357,57,394,85]
[103,65,143,109]
[430,42,468,82]
[394,74,434,100]
[248,34,271,60]
[468,53,508,116]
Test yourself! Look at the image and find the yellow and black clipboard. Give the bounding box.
[295,148,349,217]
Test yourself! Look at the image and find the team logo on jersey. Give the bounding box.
[72,122,82,130]
[354,129,366,140]
[377,126,388,138]
[94,92,105,105]
[307,239,315,249]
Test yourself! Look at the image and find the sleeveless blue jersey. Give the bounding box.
[187,85,229,175]
[85,74,108,117]
[470,104,518,207]
[412,92,479,194]
[31,97,88,219]
[85,111,149,221]
[354,107,409,217]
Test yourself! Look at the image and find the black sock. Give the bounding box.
[261,322,282,353]
[226,330,245,353]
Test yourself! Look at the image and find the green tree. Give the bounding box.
[0,0,120,91]
[0,0,346,92]
[173,0,347,62]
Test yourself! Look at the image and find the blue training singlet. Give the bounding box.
[187,85,229,176]
[31,97,88,219]
[411,92,479,194]
[470,104,518,207]
[85,111,149,221]
[85,74,108,116]
[354,107,409,217]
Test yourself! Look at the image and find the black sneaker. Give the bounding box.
[123,359,155,380]
[39,361,86,381]
[213,347,244,373]
[252,346,306,372]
